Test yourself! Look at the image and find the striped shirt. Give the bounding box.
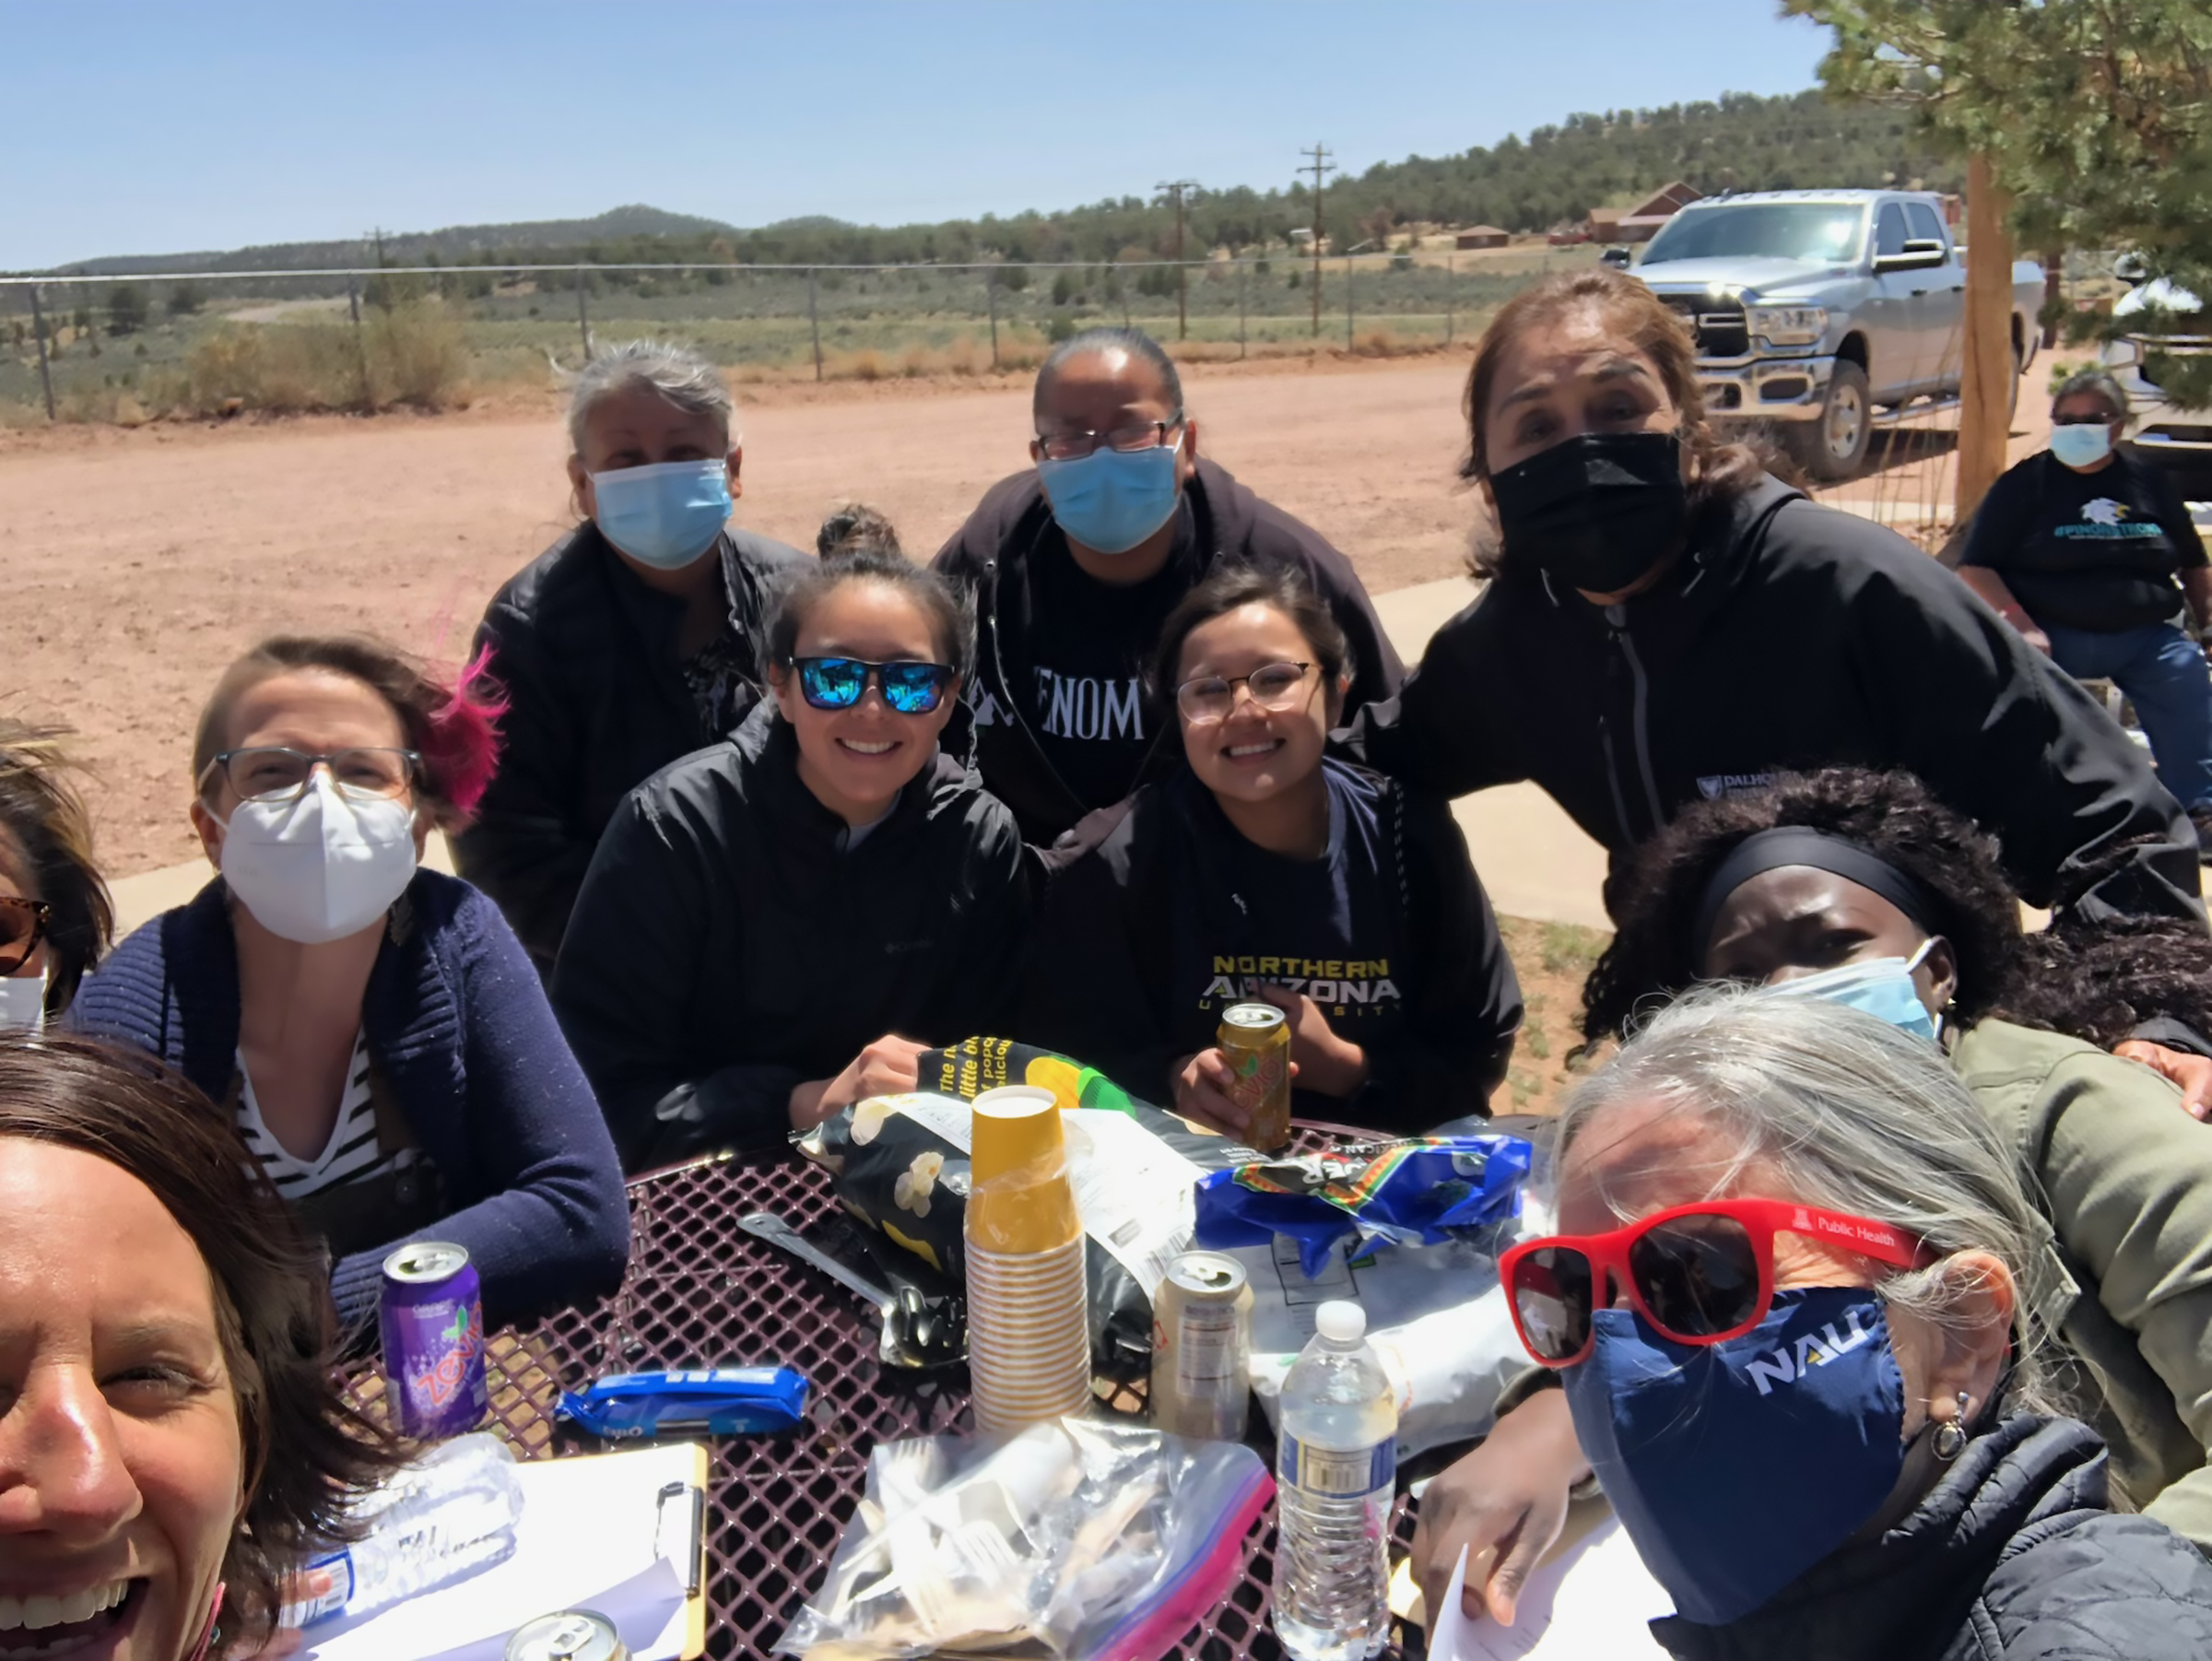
[235,1031,418,1200]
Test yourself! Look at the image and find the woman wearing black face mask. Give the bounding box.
[1341,268,2206,932]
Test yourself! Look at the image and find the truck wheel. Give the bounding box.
[1788,361,1872,482]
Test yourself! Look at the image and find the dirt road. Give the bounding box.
[0,351,2052,876]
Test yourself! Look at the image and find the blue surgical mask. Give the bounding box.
[1560,1286,1908,1627]
[1036,435,1182,555]
[1766,940,1940,1043]
[2049,422,2115,469]
[591,459,732,570]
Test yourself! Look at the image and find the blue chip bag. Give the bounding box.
[1193,1136,1531,1278]
[557,1366,810,1439]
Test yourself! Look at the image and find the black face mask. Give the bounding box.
[1489,430,1688,595]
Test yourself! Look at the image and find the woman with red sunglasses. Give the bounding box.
[0,722,112,1030]
[1414,988,2212,1659]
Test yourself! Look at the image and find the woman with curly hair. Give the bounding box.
[71,636,629,1336]
[0,1035,403,1660]
[0,721,113,1028]
[1412,766,2212,1626]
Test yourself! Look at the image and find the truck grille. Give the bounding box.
[1660,294,1749,359]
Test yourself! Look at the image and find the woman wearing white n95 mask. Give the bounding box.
[69,636,629,1339]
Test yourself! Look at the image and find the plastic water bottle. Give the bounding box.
[296,1432,525,1626]
[1272,1302,1396,1661]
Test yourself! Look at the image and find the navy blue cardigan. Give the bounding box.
[71,869,630,1331]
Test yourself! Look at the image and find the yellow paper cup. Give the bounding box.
[966,1086,1079,1253]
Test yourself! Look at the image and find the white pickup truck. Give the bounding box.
[1625,189,2043,480]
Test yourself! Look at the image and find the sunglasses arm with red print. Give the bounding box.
[1500,1196,1929,1369]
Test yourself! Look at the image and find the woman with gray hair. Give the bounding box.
[1414,988,2212,1659]
[454,340,806,968]
[1957,367,2212,850]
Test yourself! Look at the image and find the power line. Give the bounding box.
[1156,178,1198,339]
[1300,143,1335,336]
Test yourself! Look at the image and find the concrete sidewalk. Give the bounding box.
[104,577,1618,938]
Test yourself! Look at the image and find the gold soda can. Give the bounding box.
[1218,1002,1292,1152]
[1151,1250,1253,1441]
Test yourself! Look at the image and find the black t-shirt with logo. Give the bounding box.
[1008,501,1202,814]
[1961,449,2206,632]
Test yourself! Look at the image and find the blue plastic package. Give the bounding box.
[557,1366,810,1439]
[1193,1135,1532,1277]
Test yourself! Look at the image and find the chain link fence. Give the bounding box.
[0,247,1593,423]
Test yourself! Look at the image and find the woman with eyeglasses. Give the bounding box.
[1022,563,1519,1137]
[1412,767,2212,1632]
[1430,989,2212,1659]
[70,636,629,1334]
[0,720,113,1030]
[552,510,1032,1170]
[1956,369,2212,851]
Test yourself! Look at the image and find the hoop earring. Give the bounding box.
[1932,1390,1971,1463]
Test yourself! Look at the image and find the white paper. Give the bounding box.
[1424,1516,1671,1661]
[302,1443,700,1661]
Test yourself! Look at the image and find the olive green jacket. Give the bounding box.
[1953,1018,2212,1554]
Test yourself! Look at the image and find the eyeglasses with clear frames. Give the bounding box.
[204,747,422,804]
[1032,415,1186,463]
[1175,661,1316,724]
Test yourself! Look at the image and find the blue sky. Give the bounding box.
[6,0,1834,269]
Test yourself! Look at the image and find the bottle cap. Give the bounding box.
[1315,1302,1365,1343]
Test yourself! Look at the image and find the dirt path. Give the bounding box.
[0,348,2057,878]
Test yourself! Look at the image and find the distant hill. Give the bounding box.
[54,204,740,277]
[45,88,1965,277]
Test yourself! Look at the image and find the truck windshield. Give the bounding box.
[1642,205,1866,265]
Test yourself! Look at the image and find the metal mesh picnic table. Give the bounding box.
[361,1128,1421,1659]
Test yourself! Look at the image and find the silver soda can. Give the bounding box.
[506,1609,628,1661]
[1151,1250,1253,1441]
[379,1242,488,1440]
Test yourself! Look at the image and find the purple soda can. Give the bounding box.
[379,1243,488,1439]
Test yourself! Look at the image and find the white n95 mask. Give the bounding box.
[219,772,418,944]
[0,972,47,1033]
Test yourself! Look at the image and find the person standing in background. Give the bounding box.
[1957,369,2212,853]
[455,340,806,968]
[934,325,1401,845]
[0,721,112,1029]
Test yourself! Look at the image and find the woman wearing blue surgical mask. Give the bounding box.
[70,636,629,1337]
[453,340,807,970]
[1469,987,2212,1658]
[1957,369,2212,852]
[0,722,112,1031]
[1411,766,2212,1632]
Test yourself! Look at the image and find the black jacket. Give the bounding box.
[1020,761,1521,1132]
[1653,1417,2212,1661]
[933,457,1405,843]
[551,705,1033,1171]
[1345,477,2205,928]
[453,522,808,966]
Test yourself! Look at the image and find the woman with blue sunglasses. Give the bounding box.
[553,510,1034,1170]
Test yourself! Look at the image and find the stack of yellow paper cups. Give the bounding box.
[964,1084,1091,1432]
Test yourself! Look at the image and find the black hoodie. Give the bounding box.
[1651,1417,2212,1661]
[455,522,808,968]
[933,456,1405,844]
[1345,476,2205,928]
[551,704,1032,1171]
[1020,760,1521,1133]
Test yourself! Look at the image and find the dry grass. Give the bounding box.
[154,300,471,418]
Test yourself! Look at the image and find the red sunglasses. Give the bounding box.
[1499,1197,1926,1368]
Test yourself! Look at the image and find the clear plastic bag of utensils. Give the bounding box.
[775,1416,1273,1661]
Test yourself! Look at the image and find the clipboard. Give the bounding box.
[302,1441,713,1661]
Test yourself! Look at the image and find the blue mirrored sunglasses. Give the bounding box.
[788,656,956,714]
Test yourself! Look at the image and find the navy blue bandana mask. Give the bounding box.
[1560,1285,1907,1626]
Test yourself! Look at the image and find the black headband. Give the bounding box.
[1692,826,1946,960]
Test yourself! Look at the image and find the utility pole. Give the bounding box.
[1300,143,1335,337]
[1157,178,1198,340]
